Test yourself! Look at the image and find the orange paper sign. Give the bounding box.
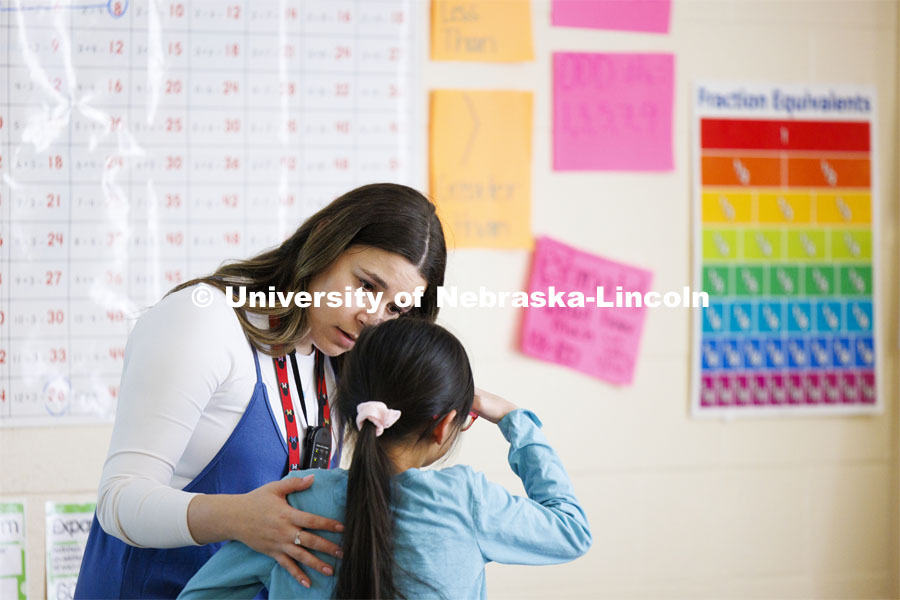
[430,90,533,249]
[431,0,534,62]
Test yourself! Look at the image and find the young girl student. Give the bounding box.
[179,318,592,599]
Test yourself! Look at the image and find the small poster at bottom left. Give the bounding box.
[0,501,27,600]
[45,503,95,600]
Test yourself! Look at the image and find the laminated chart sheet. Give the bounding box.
[0,1,420,426]
[692,82,879,417]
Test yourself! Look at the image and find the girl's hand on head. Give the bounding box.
[230,476,345,588]
[472,387,519,424]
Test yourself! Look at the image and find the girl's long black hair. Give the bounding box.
[334,318,474,599]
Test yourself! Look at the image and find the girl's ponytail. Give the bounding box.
[334,422,397,599]
[334,318,475,599]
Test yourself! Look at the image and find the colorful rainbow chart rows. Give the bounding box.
[693,86,877,415]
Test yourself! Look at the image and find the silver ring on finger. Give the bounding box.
[294,529,303,546]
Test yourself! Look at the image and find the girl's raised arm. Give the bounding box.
[469,390,592,564]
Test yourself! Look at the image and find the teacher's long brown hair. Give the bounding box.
[169,183,447,357]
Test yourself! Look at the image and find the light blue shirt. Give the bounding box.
[179,410,591,599]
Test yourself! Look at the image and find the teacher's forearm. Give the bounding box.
[97,476,201,548]
[187,493,243,545]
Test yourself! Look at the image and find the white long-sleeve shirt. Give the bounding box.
[96,284,335,548]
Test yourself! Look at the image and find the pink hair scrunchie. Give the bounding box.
[355,401,402,437]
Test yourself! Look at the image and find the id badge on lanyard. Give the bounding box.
[272,349,331,471]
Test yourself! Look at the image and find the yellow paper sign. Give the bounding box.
[430,90,533,249]
[431,0,534,62]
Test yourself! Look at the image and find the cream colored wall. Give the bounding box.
[1,1,898,599]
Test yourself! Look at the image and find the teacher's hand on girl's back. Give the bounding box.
[472,387,520,424]
[187,475,344,589]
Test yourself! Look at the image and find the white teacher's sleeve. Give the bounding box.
[96,285,239,548]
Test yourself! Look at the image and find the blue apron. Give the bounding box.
[74,347,337,599]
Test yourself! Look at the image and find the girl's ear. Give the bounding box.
[431,410,457,446]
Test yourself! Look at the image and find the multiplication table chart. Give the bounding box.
[692,82,880,417]
[0,0,419,426]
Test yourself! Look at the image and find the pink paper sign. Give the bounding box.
[553,52,674,171]
[552,0,671,34]
[520,237,653,385]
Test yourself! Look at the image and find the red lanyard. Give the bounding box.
[269,317,329,471]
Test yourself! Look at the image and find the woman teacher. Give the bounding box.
[74,183,447,598]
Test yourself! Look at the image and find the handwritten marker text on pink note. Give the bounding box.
[520,236,653,385]
[552,0,671,34]
[553,52,674,171]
